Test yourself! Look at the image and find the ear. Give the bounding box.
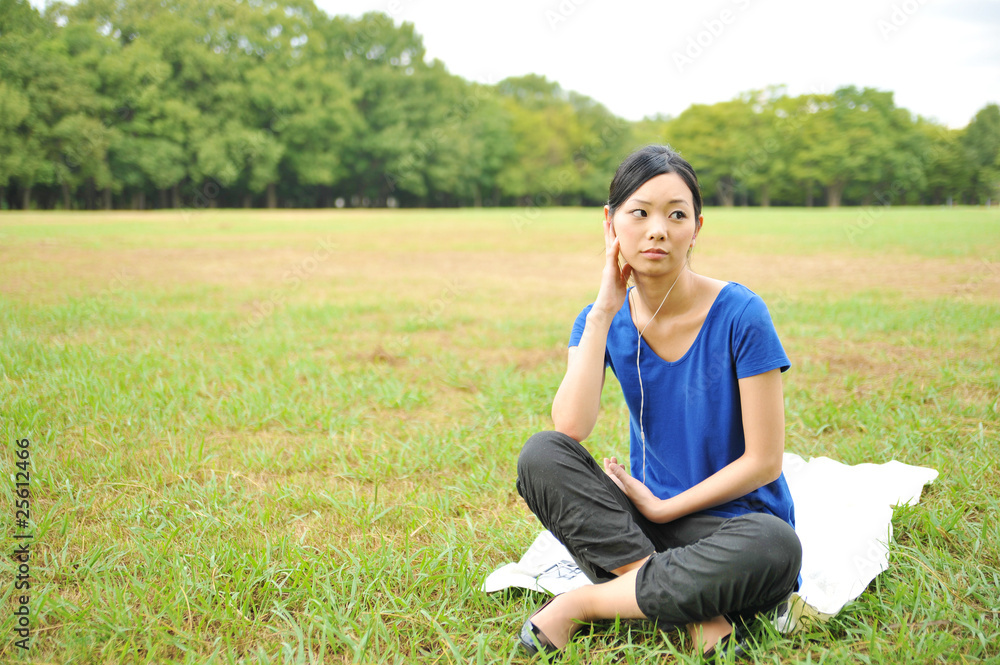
[604,205,615,235]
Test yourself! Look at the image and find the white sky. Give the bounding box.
[30,0,1000,128]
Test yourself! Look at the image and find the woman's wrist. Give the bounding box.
[652,497,677,524]
[586,307,615,328]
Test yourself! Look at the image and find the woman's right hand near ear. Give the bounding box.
[549,217,626,442]
[592,218,632,319]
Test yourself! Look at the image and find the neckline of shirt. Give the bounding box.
[622,281,735,366]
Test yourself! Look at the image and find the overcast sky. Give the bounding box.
[31,0,999,128]
[314,0,999,129]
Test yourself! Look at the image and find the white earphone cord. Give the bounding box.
[631,262,687,484]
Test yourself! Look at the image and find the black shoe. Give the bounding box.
[702,623,750,661]
[518,596,562,657]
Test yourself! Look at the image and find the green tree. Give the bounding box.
[0,80,29,209]
[0,0,47,207]
[917,120,968,205]
[494,75,588,205]
[728,87,794,207]
[568,90,632,206]
[782,93,834,206]
[667,97,756,206]
[802,87,924,207]
[320,11,452,206]
[461,84,515,206]
[249,56,359,208]
[839,87,926,206]
[384,62,485,206]
[62,0,209,208]
[0,0,55,208]
[1,14,111,209]
[961,104,1000,204]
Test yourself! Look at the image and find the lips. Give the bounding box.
[641,248,668,255]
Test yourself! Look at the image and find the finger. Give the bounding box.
[608,235,621,263]
[612,464,630,480]
[604,218,616,251]
[603,458,619,479]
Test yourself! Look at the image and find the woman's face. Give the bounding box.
[606,172,702,276]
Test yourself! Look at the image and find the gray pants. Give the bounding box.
[516,431,802,629]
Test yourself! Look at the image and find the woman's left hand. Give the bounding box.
[603,457,671,523]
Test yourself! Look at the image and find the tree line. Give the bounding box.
[1,0,998,211]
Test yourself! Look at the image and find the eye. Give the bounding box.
[669,210,686,220]
[630,209,647,218]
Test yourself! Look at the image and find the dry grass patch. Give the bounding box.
[698,251,1000,303]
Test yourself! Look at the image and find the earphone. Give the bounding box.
[630,265,684,484]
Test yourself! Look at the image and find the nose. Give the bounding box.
[647,215,668,240]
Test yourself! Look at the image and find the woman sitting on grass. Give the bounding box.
[516,144,802,658]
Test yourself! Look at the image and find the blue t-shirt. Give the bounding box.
[568,282,795,528]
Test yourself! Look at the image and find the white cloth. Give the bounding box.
[482,452,938,629]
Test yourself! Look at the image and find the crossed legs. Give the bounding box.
[516,431,802,653]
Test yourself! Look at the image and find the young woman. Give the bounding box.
[515,145,802,657]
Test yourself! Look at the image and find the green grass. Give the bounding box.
[1,206,998,663]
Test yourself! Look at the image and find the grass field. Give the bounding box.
[1,206,998,663]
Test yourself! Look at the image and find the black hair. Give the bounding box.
[607,145,703,228]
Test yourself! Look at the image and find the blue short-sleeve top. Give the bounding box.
[568,282,795,527]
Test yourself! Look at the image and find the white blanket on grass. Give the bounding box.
[482,452,938,629]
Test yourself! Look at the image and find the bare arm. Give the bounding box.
[605,368,786,522]
[551,317,609,441]
[551,217,631,442]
